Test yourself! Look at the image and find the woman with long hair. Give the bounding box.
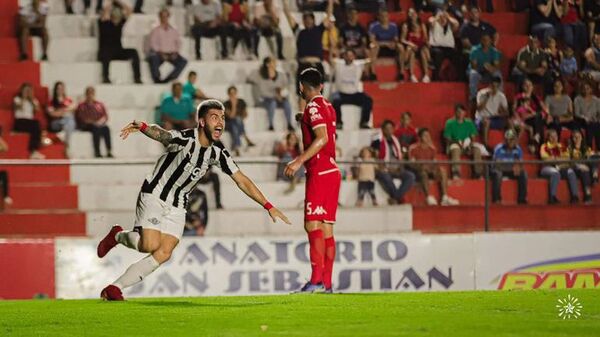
[48,81,77,155]
[567,129,594,203]
[401,8,431,83]
[13,82,45,159]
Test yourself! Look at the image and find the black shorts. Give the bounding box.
[378,46,397,58]
[29,27,45,37]
[296,61,325,94]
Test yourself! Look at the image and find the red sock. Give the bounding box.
[323,236,336,289]
[308,229,325,284]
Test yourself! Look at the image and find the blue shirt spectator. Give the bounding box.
[369,22,399,42]
[493,142,523,162]
[469,44,501,73]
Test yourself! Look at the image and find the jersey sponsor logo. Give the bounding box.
[307,101,320,108]
[147,217,160,225]
[208,158,220,167]
[306,202,327,215]
[310,113,323,121]
[184,162,206,181]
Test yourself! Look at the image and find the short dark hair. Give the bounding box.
[188,71,197,78]
[454,103,466,112]
[172,81,182,90]
[401,111,412,118]
[418,127,429,138]
[302,11,315,20]
[381,119,395,129]
[299,68,323,89]
[227,85,237,94]
[197,99,225,120]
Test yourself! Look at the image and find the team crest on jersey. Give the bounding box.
[306,202,327,215]
[307,101,320,108]
[208,158,220,167]
[147,218,160,225]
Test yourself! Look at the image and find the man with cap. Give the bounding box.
[491,129,528,204]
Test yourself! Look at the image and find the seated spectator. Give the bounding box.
[13,83,45,159]
[47,81,76,153]
[467,33,502,100]
[511,78,549,153]
[183,188,208,236]
[369,9,406,81]
[475,76,508,147]
[491,129,528,204]
[560,46,578,80]
[584,33,600,81]
[252,0,284,59]
[556,0,588,51]
[459,7,498,66]
[223,0,253,59]
[183,71,208,101]
[394,111,418,149]
[511,36,552,92]
[585,0,600,42]
[99,1,142,84]
[530,0,559,42]
[574,81,600,149]
[545,79,577,138]
[224,86,254,156]
[428,10,460,81]
[64,0,102,14]
[409,128,459,206]
[402,8,431,83]
[247,57,293,131]
[567,129,594,203]
[274,131,304,193]
[339,8,370,63]
[198,168,223,209]
[545,36,562,81]
[160,82,196,131]
[147,8,188,84]
[331,49,373,130]
[444,104,483,179]
[370,120,416,204]
[191,0,226,60]
[540,129,579,204]
[355,146,378,207]
[18,0,49,61]
[0,132,13,206]
[283,0,332,107]
[75,87,113,158]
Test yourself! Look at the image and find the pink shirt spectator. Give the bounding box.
[149,24,181,54]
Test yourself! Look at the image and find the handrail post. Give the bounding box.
[484,162,490,232]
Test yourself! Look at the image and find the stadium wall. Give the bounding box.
[1,232,599,299]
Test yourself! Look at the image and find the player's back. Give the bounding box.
[301,95,337,173]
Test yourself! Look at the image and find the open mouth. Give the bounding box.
[213,126,223,139]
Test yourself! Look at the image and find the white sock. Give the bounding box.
[112,255,160,290]
[115,230,140,251]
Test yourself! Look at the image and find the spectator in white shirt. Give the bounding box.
[428,10,460,81]
[13,83,45,159]
[331,49,373,130]
[191,0,227,60]
[18,0,49,61]
[475,76,508,147]
[147,8,188,83]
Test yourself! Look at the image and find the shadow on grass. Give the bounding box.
[133,301,272,308]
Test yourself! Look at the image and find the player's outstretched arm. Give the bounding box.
[231,171,291,225]
[120,120,172,147]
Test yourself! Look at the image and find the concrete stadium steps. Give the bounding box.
[413,205,600,233]
[0,38,33,63]
[77,180,398,211]
[0,165,70,184]
[0,209,86,236]
[41,61,263,87]
[8,183,78,210]
[46,0,193,15]
[0,134,67,159]
[0,62,41,86]
[85,206,413,237]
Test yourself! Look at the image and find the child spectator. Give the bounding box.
[394,111,418,150]
[13,83,45,159]
[75,87,113,158]
[560,46,578,78]
[355,147,378,207]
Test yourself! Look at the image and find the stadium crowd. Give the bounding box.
[5,0,600,232]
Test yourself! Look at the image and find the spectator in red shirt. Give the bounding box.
[556,0,587,51]
[223,0,253,59]
[409,128,459,206]
[75,87,113,158]
[394,111,418,150]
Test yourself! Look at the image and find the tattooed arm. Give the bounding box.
[120,120,173,146]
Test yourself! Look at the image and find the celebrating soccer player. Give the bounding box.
[284,68,341,293]
[96,99,290,301]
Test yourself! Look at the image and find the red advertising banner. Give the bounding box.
[0,239,55,299]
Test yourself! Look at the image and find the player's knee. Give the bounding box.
[153,247,173,264]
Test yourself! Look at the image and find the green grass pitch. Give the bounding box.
[1,289,598,336]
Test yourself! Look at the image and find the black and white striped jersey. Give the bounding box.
[140,128,239,209]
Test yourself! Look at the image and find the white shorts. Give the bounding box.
[134,192,186,240]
